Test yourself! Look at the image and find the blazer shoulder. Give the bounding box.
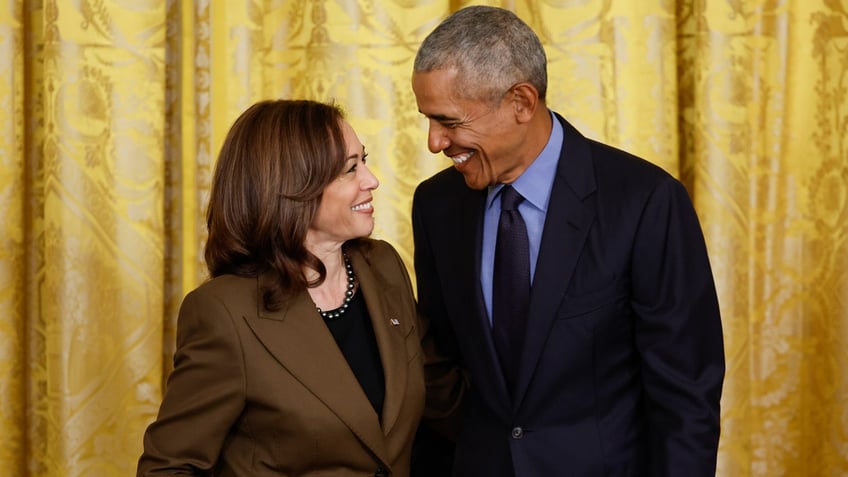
[353,239,407,277]
[182,274,259,314]
[190,273,255,296]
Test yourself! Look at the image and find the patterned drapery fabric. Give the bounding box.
[0,1,845,476]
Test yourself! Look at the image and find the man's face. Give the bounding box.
[412,68,525,189]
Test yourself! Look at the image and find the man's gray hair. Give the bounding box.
[414,6,547,105]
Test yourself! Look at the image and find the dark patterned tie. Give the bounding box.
[492,185,530,394]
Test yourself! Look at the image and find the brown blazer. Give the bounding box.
[138,239,427,477]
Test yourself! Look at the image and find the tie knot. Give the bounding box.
[500,185,524,211]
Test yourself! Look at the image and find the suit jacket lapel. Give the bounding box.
[243,273,390,465]
[514,116,597,410]
[443,185,513,415]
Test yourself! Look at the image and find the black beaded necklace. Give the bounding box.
[316,253,355,320]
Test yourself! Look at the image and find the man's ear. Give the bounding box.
[509,82,539,123]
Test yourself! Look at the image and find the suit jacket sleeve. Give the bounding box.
[137,288,246,476]
[409,190,468,477]
[631,178,725,475]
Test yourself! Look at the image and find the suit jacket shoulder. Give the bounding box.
[553,112,679,201]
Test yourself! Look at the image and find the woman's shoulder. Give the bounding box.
[173,274,259,334]
[351,238,407,275]
[184,273,258,306]
[353,237,395,255]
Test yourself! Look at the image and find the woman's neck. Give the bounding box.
[305,247,349,311]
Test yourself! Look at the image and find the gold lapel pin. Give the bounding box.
[390,318,400,326]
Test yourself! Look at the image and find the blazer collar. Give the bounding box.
[349,250,408,436]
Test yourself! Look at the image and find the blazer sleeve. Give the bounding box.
[137,287,246,476]
[630,178,725,476]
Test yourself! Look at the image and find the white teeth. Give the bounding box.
[351,201,372,211]
[451,151,474,165]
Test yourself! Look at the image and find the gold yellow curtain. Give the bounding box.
[1,1,845,476]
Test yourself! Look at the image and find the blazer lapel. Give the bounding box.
[243,275,390,465]
[347,249,407,436]
[514,116,597,410]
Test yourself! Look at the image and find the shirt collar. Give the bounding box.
[487,110,563,210]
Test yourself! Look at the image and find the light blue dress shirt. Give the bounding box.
[481,111,563,324]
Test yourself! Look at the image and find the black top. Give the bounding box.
[322,288,385,416]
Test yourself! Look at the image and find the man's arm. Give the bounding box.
[630,178,725,476]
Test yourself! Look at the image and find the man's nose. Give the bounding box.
[427,122,450,154]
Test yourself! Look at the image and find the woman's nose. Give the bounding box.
[362,166,379,190]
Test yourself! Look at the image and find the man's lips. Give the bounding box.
[449,151,475,165]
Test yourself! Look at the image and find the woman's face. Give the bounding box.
[306,120,379,251]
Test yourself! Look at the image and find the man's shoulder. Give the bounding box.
[413,167,476,209]
[597,141,668,174]
[554,112,672,186]
[417,166,466,193]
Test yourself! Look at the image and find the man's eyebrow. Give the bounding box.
[420,111,458,122]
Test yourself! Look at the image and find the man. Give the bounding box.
[410,6,725,477]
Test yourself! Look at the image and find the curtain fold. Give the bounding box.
[0,2,27,476]
[0,1,845,476]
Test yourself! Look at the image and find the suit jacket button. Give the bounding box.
[511,426,524,439]
[374,466,389,477]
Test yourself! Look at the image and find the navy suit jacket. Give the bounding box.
[411,113,725,477]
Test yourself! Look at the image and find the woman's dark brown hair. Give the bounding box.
[204,99,348,311]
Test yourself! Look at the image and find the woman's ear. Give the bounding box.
[509,82,539,123]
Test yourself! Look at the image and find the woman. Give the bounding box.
[138,99,442,476]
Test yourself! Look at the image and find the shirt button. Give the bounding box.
[511,426,524,439]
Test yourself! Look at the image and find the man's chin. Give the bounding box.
[460,174,489,191]
[453,160,489,189]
